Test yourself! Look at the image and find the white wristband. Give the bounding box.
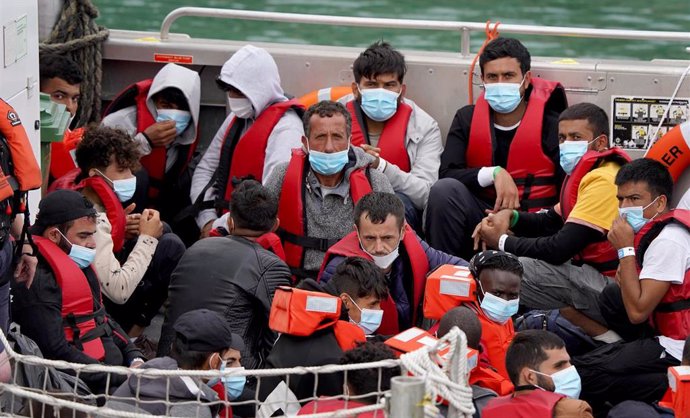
[617,247,635,260]
[498,234,509,251]
[376,158,388,173]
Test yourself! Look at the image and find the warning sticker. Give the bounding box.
[153,53,193,64]
[611,96,689,150]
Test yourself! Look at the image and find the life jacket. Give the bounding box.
[474,303,515,380]
[103,79,197,201]
[210,381,233,418]
[469,365,515,396]
[278,148,373,280]
[316,225,429,335]
[347,100,412,172]
[33,236,107,361]
[0,98,42,197]
[482,389,565,418]
[559,148,630,276]
[49,127,84,181]
[297,86,352,110]
[49,168,126,253]
[297,399,374,416]
[208,227,287,262]
[384,327,479,370]
[423,264,477,320]
[635,209,690,340]
[466,78,567,212]
[662,366,690,414]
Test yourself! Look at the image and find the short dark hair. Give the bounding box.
[303,100,352,139]
[614,158,673,202]
[39,53,83,87]
[353,41,407,84]
[229,179,278,233]
[437,306,482,350]
[559,102,610,138]
[505,330,565,386]
[340,342,400,404]
[151,87,190,112]
[170,334,214,370]
[469,250,524,280]
[479,38,531,76]
[331,257,389,301]
[75,125,141,179]
[354,192,405,230]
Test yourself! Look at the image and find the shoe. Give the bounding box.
[133,334,158,360]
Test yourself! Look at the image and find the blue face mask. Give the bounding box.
[156,108,192,135]
[479,282,519,324]
[619,196,660,233]
[559,138,598,175]
[58,230,96,269]
[532,365,582,399]
[358,87,400,122]
[307,143,350,176]
[208,359,246,400]
[483,77,526,114]
[95,170,137,202]
[348,295,383,335]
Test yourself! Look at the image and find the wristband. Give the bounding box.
[510,210,520,228]
[498,234,509,251]
[617,247,635,260]
[376,158,388,173]
[492,166,502,180]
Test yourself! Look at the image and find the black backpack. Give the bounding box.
[515,310,602,356]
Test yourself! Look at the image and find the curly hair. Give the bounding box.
[75,125,141,178]
[340,342,400,403]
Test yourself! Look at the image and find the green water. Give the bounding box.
[94,0,690,60]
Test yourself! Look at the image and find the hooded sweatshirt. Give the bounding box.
[190,45,304,229]
[101,63,201,172]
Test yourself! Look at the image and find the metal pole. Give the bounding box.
[460,27,470,57]
[390,376,425,418]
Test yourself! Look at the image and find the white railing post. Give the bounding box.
[389,376,425,418]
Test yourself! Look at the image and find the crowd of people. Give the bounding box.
[0,35,686,417]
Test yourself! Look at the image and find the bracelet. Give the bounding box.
[492,166,502,180]
[498,234,509,251]
[509,210,520,228]
[617,247,635,260]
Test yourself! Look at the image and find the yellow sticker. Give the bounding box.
[552,58,579,65]
[135,37,160,43]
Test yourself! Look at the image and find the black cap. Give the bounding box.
[30,190,97,235]
[173,309,244,352]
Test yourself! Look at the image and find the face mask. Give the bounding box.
[95,169,137,202]
[156,109,191,135]
[57,230,96,269]
[228,97,254,119]
[532,365,582,399]
[619,196,660,233]
[483,77,526,114]
[479,282,519,324]
[220,361,246,400]
[358,87,400,122]
[357,230,402,269]
[307,142,350,176]
[348,296,383,335]
[559,138,599,175]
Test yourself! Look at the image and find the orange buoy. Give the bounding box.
[647,121,690,181]
[297,86,353,109]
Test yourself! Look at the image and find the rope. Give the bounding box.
[40,0,110,126]
[467,21,501,104]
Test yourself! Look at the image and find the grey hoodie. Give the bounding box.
[191,45,304,229]
[102,63,201,172]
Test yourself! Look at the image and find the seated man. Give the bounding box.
[340,41,442,232]
[158,179,291,375]
[473,103,629,342]
[265,101,393,280]
[426,37,566,259]
[192,45,304,238]
[483,330,593,418]
[319,191,467,334]
[11,190,144,394]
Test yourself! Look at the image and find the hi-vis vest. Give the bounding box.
[49,169,126,253]
[0,99,42,200]
[33,236,107,361]
[269,286,366,351]
[277,149,372,280]
[483,389,565,418]
[317,225,429,335]
[347,100,412,172]
[635,209,690,340]
[560,148,630,276]
[467,78,567,212]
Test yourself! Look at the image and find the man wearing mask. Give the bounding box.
[318,192,467,334]
[483,330,593,418]
[426,37,567,260]
[11,190,144,394]
[339,41,442,233]
[191,45,304,238]
[265,101,393,281]
[472,103,629,343]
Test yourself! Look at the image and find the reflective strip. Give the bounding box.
[440,278,471,297]
[305,295,338,313]
[317,88,332,103]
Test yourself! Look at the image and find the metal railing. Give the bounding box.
[159,7,690,56]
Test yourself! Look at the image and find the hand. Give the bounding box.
[608,215,635,250]
[130,358,145,369]
[124,203,140,240]
[139,209,163,239]
[493,169,521,212]
[14,244,37,288]
[360,144,381,169]
[473,212,511,250]
[200,220,214,239]
[143,121,177,147]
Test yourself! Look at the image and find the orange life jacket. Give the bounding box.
[49,168,126,253]
[49,127,85,181]
[316,225,429,335]
[277,149,372,280]
[423,264,477,320]
[469,365,515,396]
[559,148,630,276]
[467,78,567,212]
[473,303,515,380]
[347,100,412,172]
[662,366,690,415]
[33,236,107,361]
[483,389,565,418]
[0,98,42,197]
[635,209,690,340]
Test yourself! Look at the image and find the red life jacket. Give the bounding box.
[208,227,287,262]
[466,78,567,212]
[469,365,514,396]
[316,226,429,335]
[210,381,232,418]
[298,399,374,416]
[49,168,126,253]
[33,236,107,361]
[635,209,690,340]
[277,148,373,279]
[483,389,565,418]
[49,128,85,181]
[347,100,412,172]
[559,148,630,276]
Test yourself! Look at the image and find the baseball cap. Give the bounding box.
[173,309,244,353]
[30,190,97,235]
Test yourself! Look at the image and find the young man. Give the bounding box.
[340,41,443,231]
[472,103,629,341]
[264,101,393,280]
[319,191,467,334]
[483,330,593,418]
[426,37,567,259]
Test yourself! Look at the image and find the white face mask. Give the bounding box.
[356,229,403,269]
[228,97,254,119]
